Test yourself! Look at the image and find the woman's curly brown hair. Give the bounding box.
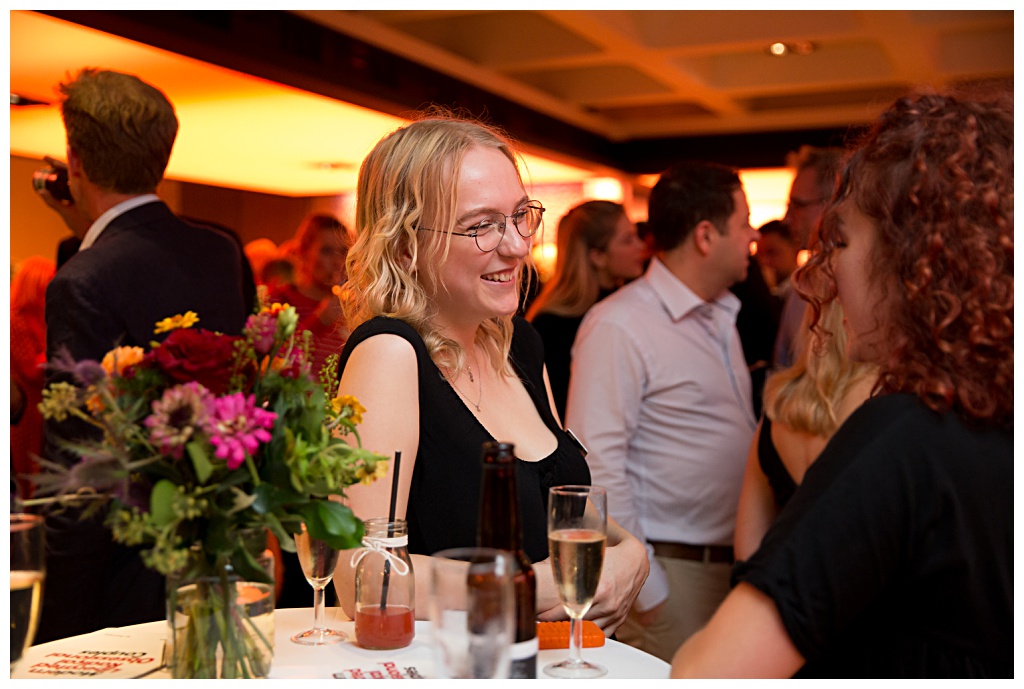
[798,90,1013,429]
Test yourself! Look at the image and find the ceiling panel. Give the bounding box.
[937,27,1015,74]
[626,9,861,49]
[687,41,896,90]
[364,10,602,66]
[508,64,674,103]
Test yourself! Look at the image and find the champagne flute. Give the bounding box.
[290,523,346,645]
[10,514,45,669]
[544,486,608,679]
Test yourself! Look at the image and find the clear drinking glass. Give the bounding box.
[10,514,45,669]
[544,485,608,678]
[290,523,346,645]
[428,548,515,679]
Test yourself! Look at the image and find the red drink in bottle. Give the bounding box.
[354,605,415,650]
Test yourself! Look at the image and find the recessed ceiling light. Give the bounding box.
[766,41,816,57]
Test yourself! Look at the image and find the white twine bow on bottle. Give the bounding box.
[349,535,410,575]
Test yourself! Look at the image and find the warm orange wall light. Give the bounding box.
[10,11,595,197]
[738,168,795,230]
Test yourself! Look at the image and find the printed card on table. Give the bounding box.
[12,629,166,679]
[333,662,426,679]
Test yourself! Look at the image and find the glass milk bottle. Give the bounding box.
[354,518,415,650]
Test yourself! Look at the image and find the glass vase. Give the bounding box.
[166,535,276,679]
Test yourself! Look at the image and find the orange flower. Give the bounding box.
[101,346,145,376]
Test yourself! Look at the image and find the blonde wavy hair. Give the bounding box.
[343,113,528,376]
[764,299,876,435]
[526,200,626,320]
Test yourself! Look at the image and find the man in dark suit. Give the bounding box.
[35,68,251,642]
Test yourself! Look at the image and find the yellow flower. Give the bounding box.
[101,346,146,376]
[153,311,199,334]
[330,394,366,425]
[354,461,388,486]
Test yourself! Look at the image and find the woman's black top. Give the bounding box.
[530,289,614,420]
[735,394,1012,677]
[757,415,798,508]
[338,316,591,564]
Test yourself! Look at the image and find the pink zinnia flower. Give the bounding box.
[145,382,215,459]
[208,392,277,470]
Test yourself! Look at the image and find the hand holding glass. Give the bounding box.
[10,514,45,669]
[545,485,608,678]
[428,548,515,679]
[290,523,346,645]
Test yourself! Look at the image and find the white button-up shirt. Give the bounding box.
[78,194,161,251]
[566,257,756,611]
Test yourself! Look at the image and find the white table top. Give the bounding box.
[23,607,670,679]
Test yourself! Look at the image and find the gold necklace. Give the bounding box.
[447,358,482,412]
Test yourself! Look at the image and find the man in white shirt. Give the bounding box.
[566,161,759,662]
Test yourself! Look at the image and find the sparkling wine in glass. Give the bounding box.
[544,486,608,679]
[10,514,45,669]
[291,523,346,645]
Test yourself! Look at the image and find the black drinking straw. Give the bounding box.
[379,451,402,611]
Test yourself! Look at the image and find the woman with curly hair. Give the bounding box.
[672,90,1013,677]
[330,113,648,636]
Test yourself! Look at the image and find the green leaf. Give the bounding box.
[252,482,304,514]
[186,441,213,484]
[231,540,273,585]
[149,479,178,526]
[297,500,364,550]
[264,512,296,552]
[226,486,257,515]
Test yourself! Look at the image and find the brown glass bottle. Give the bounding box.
[477,441,538,679]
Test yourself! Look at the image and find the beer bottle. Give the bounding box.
[477,441,538,678]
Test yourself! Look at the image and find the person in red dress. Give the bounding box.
[10,255,55,500]
[267,214,351,387]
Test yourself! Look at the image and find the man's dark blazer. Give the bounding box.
[37,199,251,643]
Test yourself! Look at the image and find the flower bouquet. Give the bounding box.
[30,304,388,678]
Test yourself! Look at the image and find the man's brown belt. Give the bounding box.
[649,540,735,564]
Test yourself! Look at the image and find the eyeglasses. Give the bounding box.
[418,201,545,252]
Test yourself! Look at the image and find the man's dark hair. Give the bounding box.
[647,161,741,252]
[757,219,795,244]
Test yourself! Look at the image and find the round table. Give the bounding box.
[24,607,670,679]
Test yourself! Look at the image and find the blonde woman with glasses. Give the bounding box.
[331,113,648,634]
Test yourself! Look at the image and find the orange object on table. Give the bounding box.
[536,620,605,649]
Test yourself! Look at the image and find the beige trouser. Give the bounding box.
[615,555,733,663]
